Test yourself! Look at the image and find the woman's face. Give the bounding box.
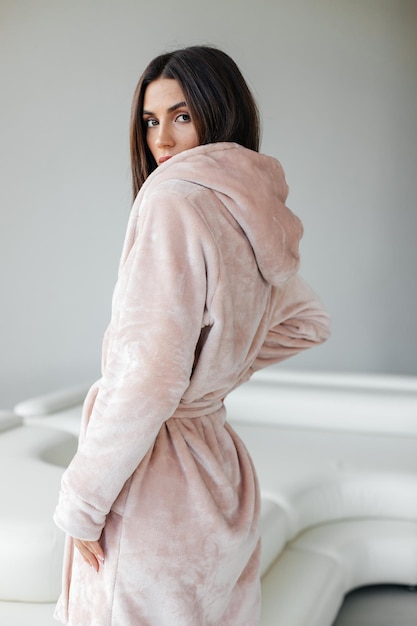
[143,78,200,165]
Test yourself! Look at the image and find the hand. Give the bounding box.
[73,538,105,573]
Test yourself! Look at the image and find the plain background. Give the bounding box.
[1,0,416,408]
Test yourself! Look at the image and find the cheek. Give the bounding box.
[146,133,157,155]
[188,128,200,149]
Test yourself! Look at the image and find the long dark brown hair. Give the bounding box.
[130,45,261,198]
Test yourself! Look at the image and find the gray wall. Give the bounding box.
[1,0,416,408]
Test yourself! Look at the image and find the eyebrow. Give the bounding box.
[142,101,187,116]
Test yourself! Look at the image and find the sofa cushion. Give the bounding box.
[261,520,417,626]
[291,519,417,590]
[0,601,56,626]
[0,425,77,601]
[259,497,288,576]
[261,548,343,626]
[231,421,417,537]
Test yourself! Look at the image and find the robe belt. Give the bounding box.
[171,398,225,419]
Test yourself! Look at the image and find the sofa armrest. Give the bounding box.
[0,411,23,433]
[14,383,91,417]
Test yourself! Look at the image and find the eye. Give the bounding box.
[144,118,158,128]
[176,113,191,123]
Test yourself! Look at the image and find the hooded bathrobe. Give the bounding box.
[54,142,330,626]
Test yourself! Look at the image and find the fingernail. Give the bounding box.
[97,555,105,564]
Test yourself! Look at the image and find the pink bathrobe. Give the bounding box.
[54,142,330,625]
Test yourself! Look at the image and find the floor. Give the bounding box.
[332,585,417,626]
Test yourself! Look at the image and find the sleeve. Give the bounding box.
[54,190,208,540]
[251,274,331,371]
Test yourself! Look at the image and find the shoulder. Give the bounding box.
[141,178,213,225]
[136,180,216,254]
[147,177,208,202]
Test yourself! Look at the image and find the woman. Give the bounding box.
[54,45,330,625]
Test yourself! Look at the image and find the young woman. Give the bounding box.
[54,45,330,625]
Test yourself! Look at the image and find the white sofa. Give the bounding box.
[1,369,416,626]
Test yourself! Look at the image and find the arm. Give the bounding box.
[251,274,330,371]
[54,190,208,541]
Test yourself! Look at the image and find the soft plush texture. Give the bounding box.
[54,142,330,625]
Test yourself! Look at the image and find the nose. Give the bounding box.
[155,122,175,148]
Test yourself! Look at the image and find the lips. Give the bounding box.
[159,156,172,165]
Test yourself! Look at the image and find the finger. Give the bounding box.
[88,540,105,570]
[90,540,105,564]
[73,539,104,572]
[73,539,96,570]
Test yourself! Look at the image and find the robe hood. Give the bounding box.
[135,142,303,286]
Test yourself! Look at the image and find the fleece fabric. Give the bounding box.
[54,142,330,625]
